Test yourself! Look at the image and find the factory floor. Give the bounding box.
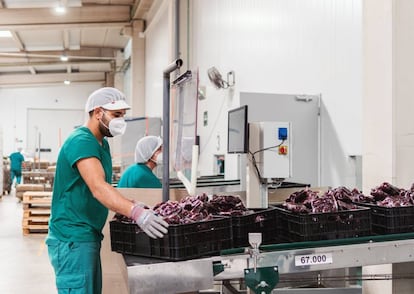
[0,189,57,294]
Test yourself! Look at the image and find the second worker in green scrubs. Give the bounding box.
[118,136,163,188]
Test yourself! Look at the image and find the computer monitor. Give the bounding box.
[227,105,248,153]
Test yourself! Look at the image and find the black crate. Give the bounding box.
[358,203,414,234]
[274,205,371,242]
[230,207,278,248]
[109,217,232,261]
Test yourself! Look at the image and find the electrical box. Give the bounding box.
[249,122,292,179]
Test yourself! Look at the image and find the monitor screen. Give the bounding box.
[227,105,248,153]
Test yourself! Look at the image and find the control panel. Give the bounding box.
[249,121,292,179]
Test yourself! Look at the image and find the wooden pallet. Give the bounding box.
[22,217,49,235]
[22,191,52,235]
[16,184,45,192]
[16,184,45,201]
[22,208,51,235]
[22,191,52,209]
[23,208,51,218]
[22,171,54,185]
[22,224,49,235]
[22,191,52,198]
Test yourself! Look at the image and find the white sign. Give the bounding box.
[295,253,333,266]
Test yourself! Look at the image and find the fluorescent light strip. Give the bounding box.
[0,30,12,38]
[55,6,66,14]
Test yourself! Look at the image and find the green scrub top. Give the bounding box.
[9,151,24,171]
[117,163,161,188]
[48,126,112,242]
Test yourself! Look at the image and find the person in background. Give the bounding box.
[9,147,25,187]
[118,136,163,188]
[46,87,168,294]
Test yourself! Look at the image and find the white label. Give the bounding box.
[294,253,333,266]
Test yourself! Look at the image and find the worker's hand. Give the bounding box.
[131,205,169,239]
[131,199,149,209]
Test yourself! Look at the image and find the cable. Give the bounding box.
[252,140,285,155]
[249,140,286,183]
[248,150,264,183]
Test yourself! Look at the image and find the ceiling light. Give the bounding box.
[0,30,12,38]
[63,80,71,85]
[55,6,66,14]
[60,54,69,62]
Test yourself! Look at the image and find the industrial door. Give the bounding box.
[26,108,85,164]
[240,92,320,187]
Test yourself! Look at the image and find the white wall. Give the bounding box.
[0,83,102,160]
[0,1,365,189]
[135,0,363,187]
[144,2,171,118]
[187,0,363,187]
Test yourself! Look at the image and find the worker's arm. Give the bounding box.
[76,156,133,217]
[77,157,168,238]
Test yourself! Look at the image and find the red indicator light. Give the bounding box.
[278,145,288,155]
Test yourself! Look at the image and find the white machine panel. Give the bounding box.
[249,122,292,179]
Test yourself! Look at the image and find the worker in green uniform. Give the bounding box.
[118,136,163,188]
[9,147,25,187]
[45,87,168,294]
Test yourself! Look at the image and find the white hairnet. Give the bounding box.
[85,87,130,113]
[135,136,163,163]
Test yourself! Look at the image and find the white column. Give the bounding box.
[362,0,393,293]
[363,0,414,293]
[130,20,146,117]
[393,0,414,188]
[391,0,414,290]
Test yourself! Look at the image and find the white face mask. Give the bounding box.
[150,152,163,165]
[108,117,127,136]
[101,111,127,137]
[155,152,163,165]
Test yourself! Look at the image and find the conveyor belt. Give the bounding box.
[125,233,414,293]
[221,232,414,255]
[216,232,414,278]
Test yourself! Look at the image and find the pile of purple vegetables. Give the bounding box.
[153,194,212,224]
[283,187,359,214]
[114,194,249,225]
[283,182,414,213]
[153,194,249,224]
[207,194,248,216]
[353,182,414,207]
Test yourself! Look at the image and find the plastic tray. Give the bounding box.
[230,207,278,248]
[357,203,414,234]
[110,216,232,261]
[274,205,371,242]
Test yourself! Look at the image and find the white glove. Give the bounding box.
[131,200,149,209]
[131,205,169,239]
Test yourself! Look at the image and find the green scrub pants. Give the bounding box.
[10,169,22,185]
[46,234,102,294]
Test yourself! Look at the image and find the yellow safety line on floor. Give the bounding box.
[37,238,46,256]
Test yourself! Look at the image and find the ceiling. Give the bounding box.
[0,0,154,87]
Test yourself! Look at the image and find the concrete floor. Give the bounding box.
[0,190,57,294]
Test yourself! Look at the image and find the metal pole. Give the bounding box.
[162,59,183,202]
[175,0,180,58]
[38,132,41,171]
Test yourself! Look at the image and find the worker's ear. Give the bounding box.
[93,107,104,120]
